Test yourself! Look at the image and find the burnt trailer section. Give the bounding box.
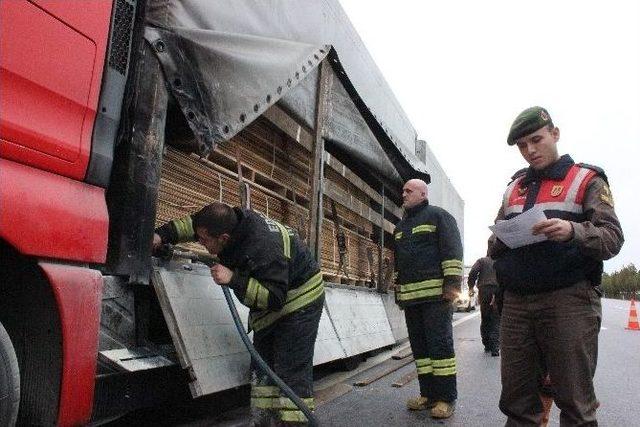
[102,0,462,412]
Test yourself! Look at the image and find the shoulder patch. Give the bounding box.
[578,163,608,184]
[508,168,527,184]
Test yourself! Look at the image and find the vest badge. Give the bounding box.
[550,185,564,197]
[518,187,527,196]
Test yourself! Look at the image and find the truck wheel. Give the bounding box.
[0,321,19,427]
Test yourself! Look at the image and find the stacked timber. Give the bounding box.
[156,114,396,290]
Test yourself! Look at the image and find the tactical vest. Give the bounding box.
[494,164,603,294]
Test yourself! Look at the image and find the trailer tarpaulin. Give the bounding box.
[145,0,430,187]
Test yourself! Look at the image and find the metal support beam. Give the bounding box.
[309,60,333,260]
[106,42,168,284]
[377,186,387,293]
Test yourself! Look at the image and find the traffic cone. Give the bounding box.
[626,298,640,331]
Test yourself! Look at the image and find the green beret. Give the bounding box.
[507,106,553,145]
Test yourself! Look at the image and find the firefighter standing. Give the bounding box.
[467,255,500,356]
[394,179,463,419]
[490,107,624,426]
[153,202,324,425]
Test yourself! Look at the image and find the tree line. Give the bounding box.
[601,263,640,300]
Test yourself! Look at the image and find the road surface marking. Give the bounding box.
[453,311,481,327]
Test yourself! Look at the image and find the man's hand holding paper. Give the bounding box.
[531,218,574,242]
[489,206,552,249]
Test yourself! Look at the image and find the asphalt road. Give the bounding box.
[109,298,640,426]
[315,298,640,426]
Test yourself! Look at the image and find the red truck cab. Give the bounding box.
[0,1,136,424]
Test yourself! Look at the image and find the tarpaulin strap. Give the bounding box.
[331,200,349,278]
[249,273,324,332]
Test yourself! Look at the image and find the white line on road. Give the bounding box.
[453,311,481,327]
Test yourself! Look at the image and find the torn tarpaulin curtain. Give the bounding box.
[144,0,430,186]
[144,26,329,155]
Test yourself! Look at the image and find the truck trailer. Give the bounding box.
[0,1,463,425]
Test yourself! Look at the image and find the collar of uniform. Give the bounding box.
[521,154,574,185]
[405,199,429,216]
[219,207,248,258]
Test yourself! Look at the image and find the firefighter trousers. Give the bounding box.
[251,296,324,424]
[405,300,457,403]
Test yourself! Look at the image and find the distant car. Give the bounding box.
[454,285,478,312]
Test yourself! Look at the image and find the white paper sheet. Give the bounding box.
[489,205,548,249]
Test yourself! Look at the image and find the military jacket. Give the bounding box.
[490,155,624,294]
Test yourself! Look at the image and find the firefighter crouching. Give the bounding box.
[394,179,463,419]
[153,202,324,425]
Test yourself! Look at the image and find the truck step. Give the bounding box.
[99,346,176,372]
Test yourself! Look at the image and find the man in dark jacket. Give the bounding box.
[491,106,624,426]
[153,202,324,425]
[468,255,500,356]
[394,179,463,419]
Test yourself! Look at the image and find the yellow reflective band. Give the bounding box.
[397,287,443,301]
[441,259,463,268]
[173,216,194,242]
[251,385,280,397]
[244,278,260,307]
[412,224,436,234]
[443,267,463,276]
[395,232,403,240]
[416,358,433,374]
[256,284,269,310]
[278,397,315,411]
[280,409,308,423]
[245,279,272,310]
[273,221,291,259]
[251,397,276,409]
[250,273,324,332]
[432,357,456,367]
[415,358,432,367]
[433,366,457,376]
[417,366,434,375]
[400,279,443,293]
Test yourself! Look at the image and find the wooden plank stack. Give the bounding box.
[156,114,396,290]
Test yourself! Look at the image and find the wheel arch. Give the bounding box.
[0,239,63,425]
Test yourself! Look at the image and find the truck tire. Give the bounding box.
[0,321,19,427]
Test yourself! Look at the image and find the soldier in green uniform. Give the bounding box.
[490,107,624,426]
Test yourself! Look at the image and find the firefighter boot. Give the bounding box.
[430,401,455,419]
[406,396,435,411]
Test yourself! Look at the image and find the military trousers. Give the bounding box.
[251,296,324,424]
[479,285,500,352]
[405,300,457,403]
[499,281,601,427]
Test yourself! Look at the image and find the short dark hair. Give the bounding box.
[192,202,238,237]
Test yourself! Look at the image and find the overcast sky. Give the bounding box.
[339,0,639,273]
